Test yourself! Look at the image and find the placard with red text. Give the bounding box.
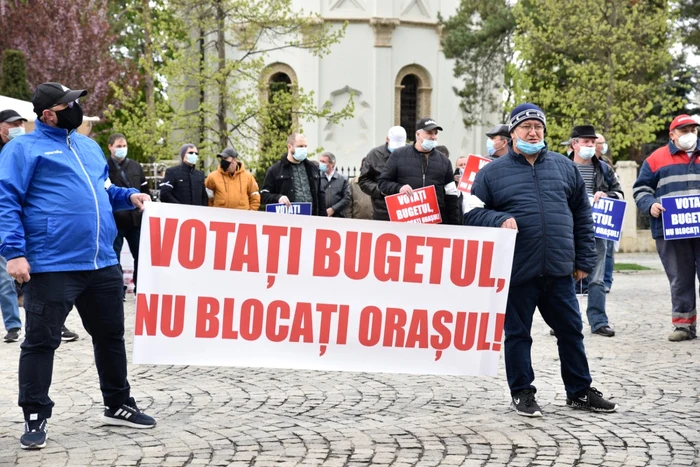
[385,186,441,224]
[458,155,491,194]
[133,202,517,376]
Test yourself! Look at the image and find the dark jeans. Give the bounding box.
[505,275,592,399]
[656,237,700,336]
[604,240,614,289]
[113,226,141,289]
[18,265,131,420]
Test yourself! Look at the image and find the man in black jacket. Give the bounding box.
[107,133,151,294]
[260,133,326,216]
[378,118,461,225]
[159,144,208,206]
[319,152,350,217]
[358,126,406,220]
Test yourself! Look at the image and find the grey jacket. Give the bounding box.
[322,170,351,217]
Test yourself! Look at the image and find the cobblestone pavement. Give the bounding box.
[1,253,699,466]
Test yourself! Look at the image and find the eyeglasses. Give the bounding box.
[518,124,545,133]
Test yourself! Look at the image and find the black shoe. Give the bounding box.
[593,325,615,337]
[511,389,542,417]
[20,418,47,450]
[566,387,618,413]
[61,326,79,342]
[102,398,156,429]
[4,327,20,342]
[549,328,556,336]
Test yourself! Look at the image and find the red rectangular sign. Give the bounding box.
[458,154,491,194]
[385,185,442,224]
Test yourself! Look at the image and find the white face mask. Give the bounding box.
[578,146,596,160]
[677,132,698,151]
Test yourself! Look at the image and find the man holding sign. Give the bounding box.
[465,103,617,417]
[378,117,461,225]
[569,125,623,337]
[634,114,700,342]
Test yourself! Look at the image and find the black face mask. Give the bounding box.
[220,159,232,171]
[55,103,83,131]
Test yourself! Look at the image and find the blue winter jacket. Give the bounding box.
[464,146,597,286]
[0,120,139,273]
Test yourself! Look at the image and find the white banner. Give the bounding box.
[133,203,517,376]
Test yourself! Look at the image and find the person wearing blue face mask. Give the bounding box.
[0,109,27,152]
[159,143,208,206]
[359,126,406,221]
[485,124,510,159]
[465,103,618,417]
[594,133,616,293]
[260,132,326,216]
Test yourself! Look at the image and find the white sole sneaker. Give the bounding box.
[101,415,156,429]
[20,436,47,450]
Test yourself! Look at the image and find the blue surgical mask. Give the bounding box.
[8,127,24,140]
[579,146,596,160]
[486,139,496,156]
[319,162,328,172]
[515,137,545,155]
[601,143,608,155]
[421,139,437,151]
[114,147,128,159]
[388,146,395,153]
[185,152,198,165]
[293,147,307,161]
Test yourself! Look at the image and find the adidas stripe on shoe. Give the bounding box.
[102,398,156,429]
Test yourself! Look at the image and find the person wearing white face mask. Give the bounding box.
[594,133,617,293]
[570,125,624,338]
[159,143,208,206]
[0,109,27,151]
[634,114,700,342]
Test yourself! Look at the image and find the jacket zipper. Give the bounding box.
[532,162,546,276]
[68,135,101,269]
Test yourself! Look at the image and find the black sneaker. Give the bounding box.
[4,327,20,343]
[102,398,156,429]
[593,325,615,337]
[61,325,79,342]
[511,389,542,417]
[566,387,618,413]
[20,418,47,450]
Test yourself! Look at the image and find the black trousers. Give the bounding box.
[18,265,131,420]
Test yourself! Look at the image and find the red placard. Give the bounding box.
[458,154,491,194]
[385,185,442,224]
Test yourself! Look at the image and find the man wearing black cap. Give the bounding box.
[205,147,260,210]
[378,117,461,225]
[0,82,156,450]
[0,109,27,151]
[485,124,509,159]
[570,124,623,338]
[464,103,617,417]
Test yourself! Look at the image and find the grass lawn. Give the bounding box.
[614,263,653,271]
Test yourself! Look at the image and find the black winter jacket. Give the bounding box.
[358,144,392,220]
[159,162,208,206]
[107,157,151,229]
[464,146,597,286]
[378,144,461,225]
[260,154,326,216]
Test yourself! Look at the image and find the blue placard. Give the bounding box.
[589,196,626,241]
[661,194,700,240]
[265,202,312,215]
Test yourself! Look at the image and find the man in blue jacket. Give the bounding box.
[464,103,617,417]
[0,82,156,450]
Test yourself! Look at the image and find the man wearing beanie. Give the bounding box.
[634,114,700,342]
[159,143,208,205]
[465,103,618,417]
[0,82,156,449]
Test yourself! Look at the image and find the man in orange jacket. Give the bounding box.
[205,148,261,210]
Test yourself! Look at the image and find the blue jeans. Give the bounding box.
[113,227,141,289]
[586,238,609,332]
[505,275,592,399]
[0,256,21,331]
[603,240,614,289]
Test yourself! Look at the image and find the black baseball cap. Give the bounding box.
[416,117,443,132]
[0,109,27,124]
[486,124,509,138]
[217,148,239,158]
[32,82,87,116]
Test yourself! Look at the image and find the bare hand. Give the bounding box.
[279,196,291,206]
[500,218,518,230]
[399,184,414,197]
[130,193,151,211]
[326,207,335,217]
[650,202,665,218]
[592,191,607,204]
[573,269,589,281]
[7,257,31,284]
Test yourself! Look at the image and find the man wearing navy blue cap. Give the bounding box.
[464,103,618,417]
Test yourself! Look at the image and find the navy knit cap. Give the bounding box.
[179,143,197,159]
[508,103,546,132]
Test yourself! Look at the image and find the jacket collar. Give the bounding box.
[506,144,549,165]
[35,119,72,143]
[668,141,700,157]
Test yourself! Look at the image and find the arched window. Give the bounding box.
[267,72,293,137]
[395,65,432,139]
[260,63,298,153]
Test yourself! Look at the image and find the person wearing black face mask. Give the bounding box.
[0,82,157,450]
[204,147,260,210]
